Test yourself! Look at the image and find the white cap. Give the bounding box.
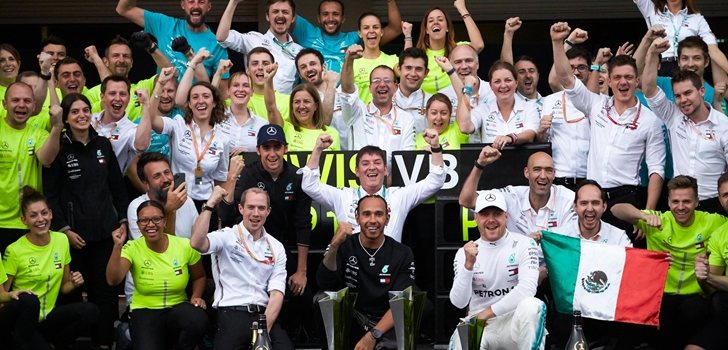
[474,190,508,213]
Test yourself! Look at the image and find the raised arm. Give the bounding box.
[456,75,478,134]
[402,22,413,50]
[36,105,63,166]
[174,48,211,106]
[548,28,588,93]
[642,37,670,99]
[106,225,131,286]
[263,63,284,126]
[191,186,227,253]
[500,17,522,64]
[380,0,403,45]
[84,45,112,82]
[611,203,661,228]
[454,0,483,52]
[133,88,152,151]
[116,0,145,27]
[216,0,243,42]
[458,146,501,209]
[341,45,363,94]
[634,25,666,75]
[151,67,177,133]
[320,70,340,125]
[130,31,172,69]
[586,48,612,94]
[551,22,575,90]
[436,56,463,97]
[212,59,233,90]
[33,52,53,116]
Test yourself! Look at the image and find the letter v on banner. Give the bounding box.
[394,153,424,186]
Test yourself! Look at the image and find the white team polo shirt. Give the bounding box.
[634,0,717,59]
[439,79,495,144]
[553,216,632,247]
[204,224,287,308]
[490,185,576,235]
[162,115,230,201]
[393,88,431,133]
[470,97,540,144]
[541,91,590,178]
[217,107,268,153]
[516,91,543,115]
[340,90,416,163]
[647,88,728,199]
[220,30,302,94]
[566,79,666,188]
[91,111,138,173]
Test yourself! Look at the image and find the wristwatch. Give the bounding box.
[371,328,383,340]
[201,203,215,212]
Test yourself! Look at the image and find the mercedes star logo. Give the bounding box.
[485,193,496,201]
[266,126,277,135]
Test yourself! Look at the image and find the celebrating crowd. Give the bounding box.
[1,0,728,349]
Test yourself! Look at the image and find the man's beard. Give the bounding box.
[151,186,168,204]
[186,14,206,28]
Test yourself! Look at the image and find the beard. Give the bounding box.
[151,186,168,204]
[186,14,206,28]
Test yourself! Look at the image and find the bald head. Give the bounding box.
[524,152,555,196]
[449,44,479,80]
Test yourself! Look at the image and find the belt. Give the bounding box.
[661,56,678,62]
[219,305,266,313]
[553,177,586,186]
[603,185,638,200]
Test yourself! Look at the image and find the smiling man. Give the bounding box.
[291,0,402,73]
[459,146,576,237]
[641,37,728,213]
[611,175,728,349]
[244,48,291,120]
[449,189,545,350]
[116,0,229,79]
[217,0,302,94]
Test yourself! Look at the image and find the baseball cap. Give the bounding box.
[257,124,287,146]
[474,190,507,213]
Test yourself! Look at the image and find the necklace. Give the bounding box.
[358,235,385,267]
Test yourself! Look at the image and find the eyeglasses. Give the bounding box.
[370,78,395,85]
[138,216,164,226]
[571,64,589,72]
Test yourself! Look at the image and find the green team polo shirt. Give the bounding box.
[415,121,468,151]
[89,76,157,122]
[248,91,290,122]
[121,234,201,310]
[0,255,8,285]
[354,52,398,104]
[637,210,727,295]
[0,118,50,229]
[283,122,341,152]
[708,222,728,273]
[421,48,449,95]
[3,231,71,320]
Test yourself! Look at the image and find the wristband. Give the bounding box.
[564,39,575,47]
[146,42,158,54]
[186,61,197,70]
[430,144,443,153]
[40,72,52,81]
[474,160,486,170]
[461,13,471,19]
[404,36,413,41]
[507,133,517,144]
[446,67,456,76]
[590,64,604,73]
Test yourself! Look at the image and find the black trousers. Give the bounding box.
[213,308,293,350]
[653,293,711,350]
[0,293,99,350]
[130,303,208,350]
[65,237,118,346]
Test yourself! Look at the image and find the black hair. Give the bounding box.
[398,47,428,69]
[136,152,171,183]
[20,186,47,216]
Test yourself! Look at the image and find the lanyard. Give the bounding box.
[561,92,585,124]
[187,123,216,164]
[604,100,641,130]
[356,186,387,199]
[683,116,716,140]
[666,7,689,50]
[235,224,275,265]
[393,90,426,115]
[366,104,400,135]
[272,37,297,60]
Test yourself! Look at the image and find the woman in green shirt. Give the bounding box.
[106,199,207,350]
[416,93,469,150]
[3,186,98,350]
[265,66,341,151]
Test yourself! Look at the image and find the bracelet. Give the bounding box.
[446,67,456,76]
[40,72,52,81]
[508,133,518,144]
[430,144,443,153]
[590,64,604,73]
[564,39,575,47]
[186,61,197,69]
[474,160,486,170]
[404,36,413,41]
[461,13,471,19]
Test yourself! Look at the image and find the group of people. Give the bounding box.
[0,0,728,349]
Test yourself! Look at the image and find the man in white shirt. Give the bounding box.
[642,37,728,214]
[216,0,302,94]
[91,76,149,173]
[459,146,576,237]
[551,21,666,239]
[191,186,293,349]
[393,47,430,133]
[340,44,416,162]
[449,190,545,350]
[537,46,592,190]
[438,44,495,113]
[515,56,543,112]
[298,134,445,242]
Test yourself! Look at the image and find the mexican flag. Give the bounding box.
[540,231,669,326]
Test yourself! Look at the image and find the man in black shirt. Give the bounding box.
[317,195,415,350]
